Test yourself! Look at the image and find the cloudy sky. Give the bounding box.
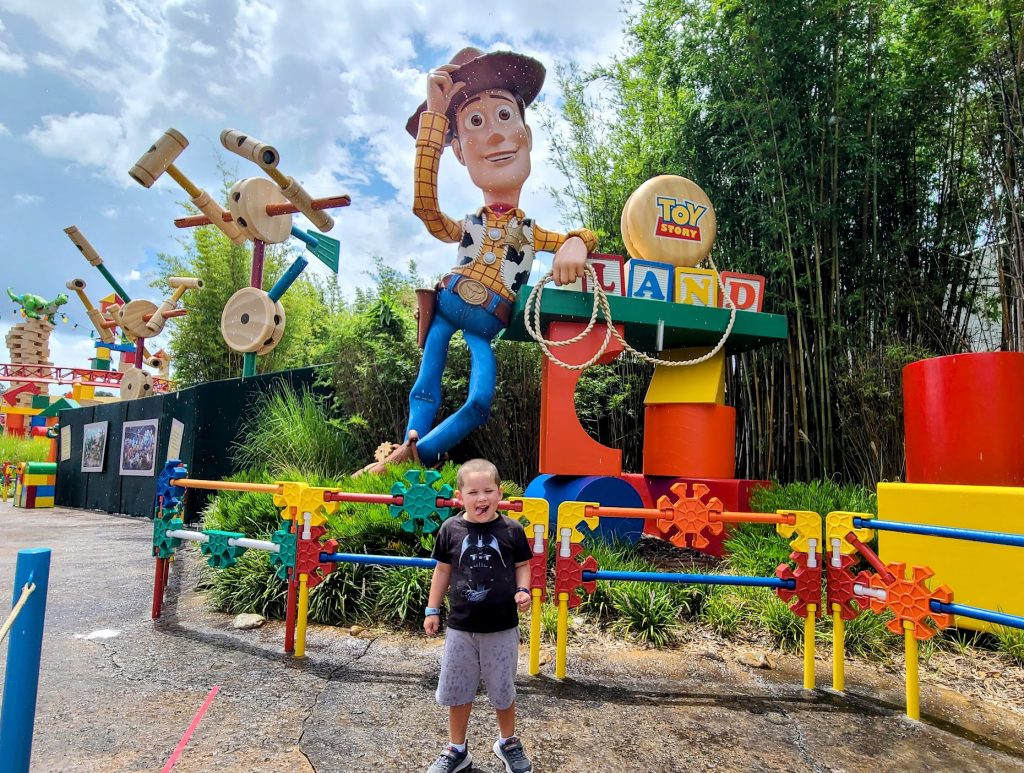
[0,0,629,372]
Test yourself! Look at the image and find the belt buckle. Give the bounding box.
[454,277,490,306]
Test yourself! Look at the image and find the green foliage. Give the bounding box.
[201,470,280,535]
[839,607,897,660]
[609,582,681,646]
[0,435,50,463]
[993,623,1024,667]
[232,383,355,478]
[204,549,287,618]
[372,566,432,624]
[701,588,747,637]
[749,479,877,518]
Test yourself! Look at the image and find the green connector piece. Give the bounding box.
[200,530,246,569]
[269,524,297,581]
[153,517,184,560]
[389,468,453,534]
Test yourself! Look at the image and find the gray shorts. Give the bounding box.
[435,627,520,710]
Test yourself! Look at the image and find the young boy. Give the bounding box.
[424,458,534,773]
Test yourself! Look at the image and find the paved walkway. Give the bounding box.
[2,504,1024,772]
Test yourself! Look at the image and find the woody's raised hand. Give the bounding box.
[426,65,466,115]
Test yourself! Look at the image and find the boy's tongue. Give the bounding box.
[475,504,489,515]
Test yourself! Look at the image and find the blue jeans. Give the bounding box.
[406,289,505,464]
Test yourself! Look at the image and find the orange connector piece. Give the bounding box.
[654,482,724,550]
[868,562,954,640]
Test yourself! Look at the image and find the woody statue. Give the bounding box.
[358,47,596,475]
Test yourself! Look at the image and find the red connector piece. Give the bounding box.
[825,554,873,621]
[654,482,725,550]
[295,525,338,589]
[775,552,822,618]
[868,562,954,639]
[555,543,597,609]
[530,554,547,603]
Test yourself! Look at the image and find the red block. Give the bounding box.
[904,352,1024,486]
[623,474,770,557]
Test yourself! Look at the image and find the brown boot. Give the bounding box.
[353,431,420,477]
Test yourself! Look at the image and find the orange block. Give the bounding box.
[539,321,624,476]
[642,403,735,477]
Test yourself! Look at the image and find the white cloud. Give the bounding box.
[14,192,41,204]
[0,0,108,52]
[27,112,126,168]
[186,39,215,56]
[0,44,26,72]
[0,122,8,135]
[101,207,117,219]
[127,269,141,281]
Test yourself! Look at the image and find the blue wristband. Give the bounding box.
[516,587,531,596]
[425,607,441,617]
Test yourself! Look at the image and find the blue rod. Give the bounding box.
[0,548,52,773]
[320,552,436,569]
[582,569,794,590]
[267,255,309,302]
[853,517,1024,548]
[931,600,1024,631]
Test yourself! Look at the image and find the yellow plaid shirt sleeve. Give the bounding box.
[532,224,598,254]
[412,112,462,243]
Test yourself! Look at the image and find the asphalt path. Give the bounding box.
[2,504,1024,772]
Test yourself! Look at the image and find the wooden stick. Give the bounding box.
[174,195,351,228]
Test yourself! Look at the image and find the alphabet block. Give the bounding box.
[719,272,765,312]
[582,253,625,296]
[627,259,674,302]
[674,266,718,307]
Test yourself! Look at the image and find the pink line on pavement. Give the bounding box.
[160,685,221,772]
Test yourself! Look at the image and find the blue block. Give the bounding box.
[32,485,55,498]
[29,415,47,428]
[525,474,646,544]
[627,259,674,302]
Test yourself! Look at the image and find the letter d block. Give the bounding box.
[627,259,674,302]
[719,272,765,312]
[583,253,625,296]
[674,266,718,307]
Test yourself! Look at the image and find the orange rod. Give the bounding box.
[584,505,667,519]
[170,478,283,494]
[173,195,352,228]
[716,512,794,525]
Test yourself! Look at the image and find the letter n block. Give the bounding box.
[719,272,765,312]
[583,253,625,296]
[674,266,718,307]
[627,259,673,302]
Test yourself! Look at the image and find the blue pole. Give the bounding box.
[931,600,1024,631]
[852,517,1024,548]
[267,255,309,303]
[0,548,52,773]
[582,569,794,590]
[319,552,437,569]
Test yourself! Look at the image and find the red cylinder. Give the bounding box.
[643,403,736,478]
[904,352,1024,486]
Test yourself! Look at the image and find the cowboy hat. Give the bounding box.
[406,47,546,140]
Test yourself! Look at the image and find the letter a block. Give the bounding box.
[719,272,765,312]
[627,259,673,302]
[674,266,718,307]
[582,253,625,296]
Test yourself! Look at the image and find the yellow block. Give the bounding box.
[0,406,42,416]
[877,482,1024,633]
[72,383,95,401]
[644,347,725,405]
[673,266,718,307]
[22,474,56,486]
[33,497,54,508]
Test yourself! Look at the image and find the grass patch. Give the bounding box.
[993,624,1024,666]
[0,435,50,463]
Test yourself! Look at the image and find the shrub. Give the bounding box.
[0,435,50,463]
[609,582,681,647]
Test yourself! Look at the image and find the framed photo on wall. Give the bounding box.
[120,419,160,477]
[81,421,108,473]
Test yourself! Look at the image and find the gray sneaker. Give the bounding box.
[493,736,532,772]
[427,744,472,773]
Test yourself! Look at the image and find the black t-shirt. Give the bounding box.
[431,513,532,633]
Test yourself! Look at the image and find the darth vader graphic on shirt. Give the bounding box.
[458,531,507,603]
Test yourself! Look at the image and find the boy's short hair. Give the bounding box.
[456,458,501,490]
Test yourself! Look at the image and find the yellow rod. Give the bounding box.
[295,573,310,658]
[904,619,920,720]
[832,603,845,692]
[803,603,817,690]
[266,166,291,189]
[165,164,202,198]
[529,589,542,676]
[555,592,569,680]
[170,478,283,494]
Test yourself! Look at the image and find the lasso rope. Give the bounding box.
[524,258,738,371]
[0,581,36,643]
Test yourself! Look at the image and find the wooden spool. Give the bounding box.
[620,175,716,267]
[255,302,287,355]
[227,177,291,244]
[221,287,285,353]
[120,366,154,401]
[118,299,159,339]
